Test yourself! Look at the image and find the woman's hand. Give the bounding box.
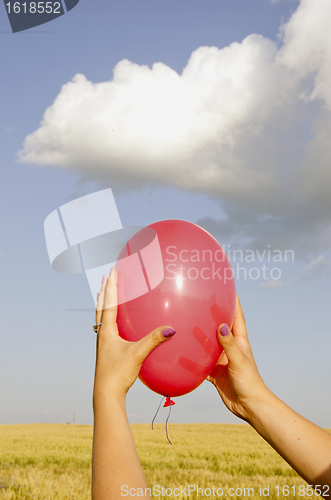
[207,294,270,422]
[208,294,331,494]
[92,268,175,499]
[93,267,176,403]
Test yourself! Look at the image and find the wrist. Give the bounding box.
[244,385,277,428]
[93,381,127,411]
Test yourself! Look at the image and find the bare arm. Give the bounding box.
[208,295,331,497]
[92,268,176,500]
[247,389,331,491]
[92,391,147,499]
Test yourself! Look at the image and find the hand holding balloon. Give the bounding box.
[92,270,175,500]
[207,294,270,422]
[209,295,331,494]
[93,268,176,402]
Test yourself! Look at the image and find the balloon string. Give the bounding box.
[151,396,173,445]
[165,398,172,445]
[151,396,166,430]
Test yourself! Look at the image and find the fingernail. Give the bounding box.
[220,324,229,337]
[162,328,176,338]
[102,275,106,284]
[109,267,113,276]
[96,292,100,301]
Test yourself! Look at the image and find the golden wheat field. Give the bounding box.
[0,423,327,499]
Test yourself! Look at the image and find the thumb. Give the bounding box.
[216,324,245,368]
[134,327,176,363]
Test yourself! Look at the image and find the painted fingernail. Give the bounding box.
[220,324,229,337]
[102,275,106,284]
[162,328,176,338]
[96,292,100,301]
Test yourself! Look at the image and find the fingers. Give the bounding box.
[215,323,245,370]
[102,268,118,326]
[232,294,248,340]
[95,275,108,324]
[134,326,176,364]
[231,294,256,361]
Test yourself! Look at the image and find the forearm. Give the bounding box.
[247,389,331,494]
[92,387,151,500]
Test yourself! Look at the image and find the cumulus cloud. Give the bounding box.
[18,0,331,255]
[19,35,283,200]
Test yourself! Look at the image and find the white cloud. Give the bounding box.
[17,0,331,253]
[278,0,331,108]
[18,35,282,201]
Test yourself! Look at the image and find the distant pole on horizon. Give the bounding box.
[73,412,76,425]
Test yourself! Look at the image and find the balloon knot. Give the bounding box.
[163,397,175,407]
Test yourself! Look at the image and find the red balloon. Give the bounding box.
[115,220,236,397]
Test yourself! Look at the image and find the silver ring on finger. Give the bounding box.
[93,322,102,334]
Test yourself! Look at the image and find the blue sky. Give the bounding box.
[1,0,331,429]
